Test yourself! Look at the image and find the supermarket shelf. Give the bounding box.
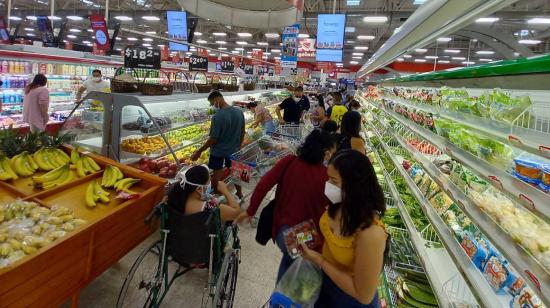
[370,133,455,308]
[377,115,550,304]
[361,96,550,222]
[368,121,509,308]
[382,93,550,159]
[120,118,210,138]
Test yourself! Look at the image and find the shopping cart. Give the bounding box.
[229,136,293,190]
[271,124,314,149]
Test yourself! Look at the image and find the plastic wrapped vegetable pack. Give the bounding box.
[274,257,323,306]
[484,89,533,126]
[0,200,86,268]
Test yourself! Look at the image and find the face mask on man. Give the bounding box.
[324,181,342,204]
[93,77,102,82]
[293,96,301,102]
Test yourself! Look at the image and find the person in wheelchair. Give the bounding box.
[167,164,242,223]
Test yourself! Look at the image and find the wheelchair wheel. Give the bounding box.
[117,240,167,308]
[213,249,240,308]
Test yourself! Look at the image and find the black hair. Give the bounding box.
[322,120,338,134]
[167,165,209,213]
[296,130,335,165]
[332,92,342,103]
[208,90,223,101]
[295,86,304,92]
[350,100,361,109]
[92,69,102,75]
[328,150,385,236]
[246,102,258,109]
[316,95,325,109]
[340,111,362,138]
[25,74,47,94]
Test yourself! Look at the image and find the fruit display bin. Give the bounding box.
[0,146,167,308]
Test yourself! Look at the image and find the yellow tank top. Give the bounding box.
[319,211,387,275]
[330,105,348,126]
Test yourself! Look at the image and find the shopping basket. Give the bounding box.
[271,124,314,148]
[229,136,293,190]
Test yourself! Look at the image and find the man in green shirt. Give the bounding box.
[192,91,245,198]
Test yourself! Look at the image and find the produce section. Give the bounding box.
[357,66,550,306]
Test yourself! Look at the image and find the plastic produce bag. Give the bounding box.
[275,257,323,307]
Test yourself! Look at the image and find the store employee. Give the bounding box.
[276,86,310,125]
[75,69,110,102]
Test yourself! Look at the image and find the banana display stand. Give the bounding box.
[0,146,166,307]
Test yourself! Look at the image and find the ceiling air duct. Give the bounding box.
[358,0,520,77]
[176,0,302,29]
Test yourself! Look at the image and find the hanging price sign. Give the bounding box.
[189,55,208,71]
[124,46,161,69]
[221,60,234,73]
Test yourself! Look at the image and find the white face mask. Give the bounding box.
[293,96,301,102]
[93,77,102,82]
[324,181,342,204]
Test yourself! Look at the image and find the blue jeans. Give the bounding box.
[275,225,294,283]
[315,274,380,308]
[263,120,276,135]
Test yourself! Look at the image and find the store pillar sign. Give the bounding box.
[252,50,263,65]
[298,38,316,60]
[167,11,189,51]
[189,55,208,71]
[124,46,161,69]
[0,17,10,44]
[281,24,300,68]
[36,16,55,47]
[90,14,110,51]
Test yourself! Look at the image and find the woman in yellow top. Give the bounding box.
[303,150,387,307]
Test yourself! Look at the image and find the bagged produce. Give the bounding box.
[283,219,322,259]
[483,256,514,292]
[487,89,533,126]
[274,257,322,306]
[510,288,543,308]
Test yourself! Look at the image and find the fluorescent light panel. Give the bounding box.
[363,16,388,23]
[476,50,494,55]
[476,17,499,23]
[213,32,227,36]
[357,35,375,40]
[415,48,428,53]
[518,39,541,45]
[142,16,160,21]
[238,32,252,37]
[265,33,279,38]
[355,46,368,50]
[444,49,460,54]
[437,37,452,42]
[527,18,550,24]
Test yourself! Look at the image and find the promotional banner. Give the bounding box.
[167,11,188,51]
[189,55,208,71]
[251,50,263,65]
[90,14,110,51]
[316,14,346,62]
[221,59,234,73]
[298,38,316,60]
[281,24,300,68]
[124,46,161,69]
[36,16,55,47]
[0,17,10,44]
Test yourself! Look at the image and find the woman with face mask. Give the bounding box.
[167,165,242,223]
[302,150,388,308]
[235,130,336,282]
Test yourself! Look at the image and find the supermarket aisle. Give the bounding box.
[68,210,280,307]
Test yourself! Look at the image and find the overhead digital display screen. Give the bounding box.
[316,49,343,62]
[167,11,189,51]
[316,14,346,62]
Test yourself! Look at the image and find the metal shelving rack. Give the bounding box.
[367,127,477,308]
[367,111,510,308]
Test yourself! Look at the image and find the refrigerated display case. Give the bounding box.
[59,89,287,166]
[357,56,550,307]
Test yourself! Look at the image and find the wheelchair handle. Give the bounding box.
[145,203,164,224]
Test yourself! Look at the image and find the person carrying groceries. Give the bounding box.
[302,150,388,308]
[235,130,336,282]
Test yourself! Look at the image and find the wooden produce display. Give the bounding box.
[0,146,167,308]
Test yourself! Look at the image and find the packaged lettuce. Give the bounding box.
[488,89,533,126]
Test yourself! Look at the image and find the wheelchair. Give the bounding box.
[116,202,241,308]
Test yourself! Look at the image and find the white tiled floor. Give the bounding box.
[68,196,281,308]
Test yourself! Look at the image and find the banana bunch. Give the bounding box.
[75,156,101,177]
[33,148,71,171]
[10,152,39,177]
[0,156,18,181]
[32,164,73,189]
[101,165,124,188]
[114,178,141,192]
[85,180,111,208]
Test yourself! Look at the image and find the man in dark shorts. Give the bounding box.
[275,86,310,125]
[191,91,245,199]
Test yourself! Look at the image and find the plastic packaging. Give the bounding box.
[510,288,543,308]
[274,257,323,306]
[460,232,490,270]
[540,165,550,192]
[283,220,322,259]
[513,156,542,184]
[483,256,512,292]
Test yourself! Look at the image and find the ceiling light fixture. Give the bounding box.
[476,17,499,23]
[145,31,156,34]
[415,48,428,53]
[49,16,61,20]
[143,38,153,42]
[26,16,37,20]
[476,50,494,55]
[437,37,452,42]
[396,58,404,62]
[438,60,450,63]
[350,61,359,64]
[257,42,268,46]
[234,47,244,51]
[452,57,466,60]
[215,40,227,44]
[194,31,202,36]
[115,16,132,21]
[218,47,227,50]
[66,15,84,21]
[403,55,412,58]
[357,35,375,40]
[462,61,476,65]
[345,27,356,33]
[127,37,138,41]
[237,32,252,37]
[414,59,427,62]
[142,16,160,21]
[298,34,310,38]
[425,56,439,59]
[236,41,248,45]
[363,16,388,23]
[354,46,368,50]
[196,39,207,44]
[527,18,550,24]
[271,49,281,53]
[444,49,460,54]
[67,34,77,39]
[352,52,364,56]
[265,33,280,38]
[213,32,227,36]
[518,39,542,45]
[479,58,493,62]
[352,56,362,59]
[142,43,151,47]
[9,16,22,21]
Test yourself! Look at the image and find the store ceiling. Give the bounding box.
[3,0,550,69]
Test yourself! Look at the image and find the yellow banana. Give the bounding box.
[84,156,101,172]
[47,148,66,167]
[101,166,111,187]
[81,157,95,174]
[32,164,66,185]
[12,155,34,177]
[115,178,140,192]
[42,165,70,189]
[93,180,110,203]
[76,158,87,177]
[70,148,80,164]
[85,182,96,207]
[33,149,55,171]
[54,148,71,164]
[25,153,39,171]
[113,166,124,180]
[0,158,17,180]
